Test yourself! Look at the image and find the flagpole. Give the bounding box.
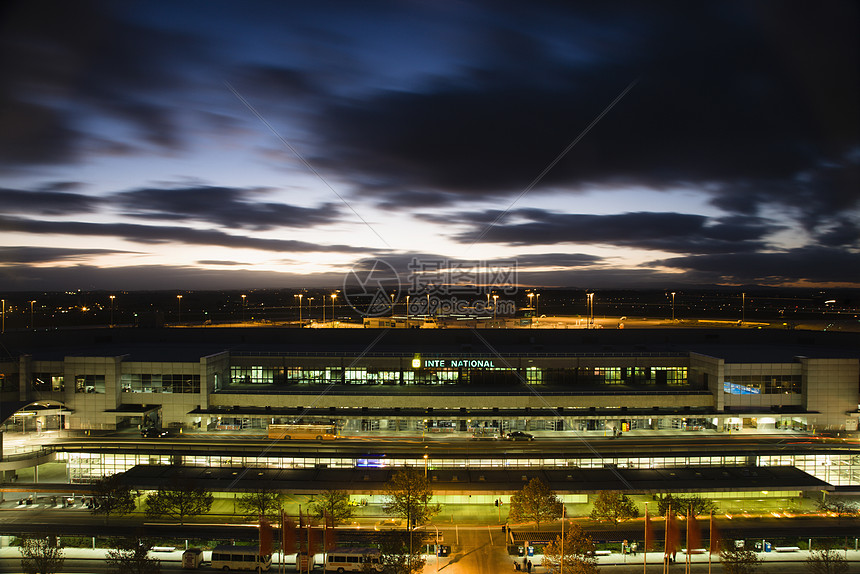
[561,504,565,574]
[663,506,670,574]
[685,507,690,574]
[708,512,713,574]
[643,507,648,574]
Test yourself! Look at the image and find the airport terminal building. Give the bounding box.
[2,327,858,437]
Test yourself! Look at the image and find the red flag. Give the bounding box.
[665,510,681,557]
[686,508,701,551]
[259,516,273,556]
[282,515,297,554]
[308,525,319,555]
[324,511,337,551]
[644,507,654,551]
[709,512,721,555]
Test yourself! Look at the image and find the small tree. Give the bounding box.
[543,524,599,574]
[371,531,425,574]
[105,538,161,574]
[311,489,356,526]
[20,534,64,574]
[237,487,286,521]
[720,545,762,574]
[382,468,440,528]
[508,478,562,529]
[807,542,849,574]
[590,491,639,525]
[144,478,214,525]
[655,493,717,517]
[90,474,137,524]
[816,496,859,517]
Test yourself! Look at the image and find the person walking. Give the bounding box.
[527,559,532,573]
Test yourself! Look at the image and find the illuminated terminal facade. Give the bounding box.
[2,327,858,436]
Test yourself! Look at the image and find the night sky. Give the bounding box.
[1,0,858,290]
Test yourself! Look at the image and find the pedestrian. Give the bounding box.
[631,542,638,556]
[514,560,520,571]
[527,559,532,573]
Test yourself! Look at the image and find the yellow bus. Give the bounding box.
[267,423,338,440]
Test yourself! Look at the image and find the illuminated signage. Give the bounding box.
[723,382,761,395]
[417,359,496,368]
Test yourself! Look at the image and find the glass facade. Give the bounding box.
[724,375,801,394]
[120,374,201,393]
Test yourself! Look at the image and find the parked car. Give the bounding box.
[505,431,534,441]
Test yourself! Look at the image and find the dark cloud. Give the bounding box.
[651,247,860,285]
[815,219,860,248]
[0,216,376,254]
[0,187,102,215]
[196,260,253,266]
[0,246,133,264]
[111,186,342,230]
[310,2,858,229]
[0,264,344,291]
[447,209,782,254]
[512,253,604,268]
[0,0,213,166]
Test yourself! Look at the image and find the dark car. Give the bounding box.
[505,431,534,441]
[141,427,170,438]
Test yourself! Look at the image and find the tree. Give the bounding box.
[311,489,356,526]
[382,468,440,529]
[237,487,286,521]
[508,478,562,529]
[90,474,137,524]
[144,478,214,525]
[105,538,161,574]
[542,524,599,574]
[590,491,639,525]
[370,531,425,574]
[20,534,64,574]
[816,496,859,517]
[807,542,849,574]
[655,493,717,517]
[720,545,762,574]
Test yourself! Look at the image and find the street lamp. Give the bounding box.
[2,298,6,334]
[492,294,498,321]
[307,297,314,322]
[423,453,429,477]
[406,295,410,327]
[295,293,303,324]
[527,292,534,328]
[671,291,676,322]
[742,292,745,324]
[176,295,182,324]
[29,300,35,329]
[330,293,336,327]
[587,292,594,329]
[390,293,395,317]
[241,294,246,323]
[535,292,540,322]
[109,295,115,328]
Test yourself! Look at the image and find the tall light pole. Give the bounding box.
[671,292,676,322]
[493,294,498,321]
[176,295,182,324]
[535,293,540,323]
[295,293,303,324]
[527,292,534,328]
[390,293,395,317]
[742,292,745,324]
[109,295,115,328]
[2,299,5,334]
[241,294,246,323]
[330,293,336,327]
[587,292,594,329]
[29,300,35,329]
[406,295,410,327]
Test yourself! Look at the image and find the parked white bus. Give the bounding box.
[211,545,272,572]
[325,548,382,572]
